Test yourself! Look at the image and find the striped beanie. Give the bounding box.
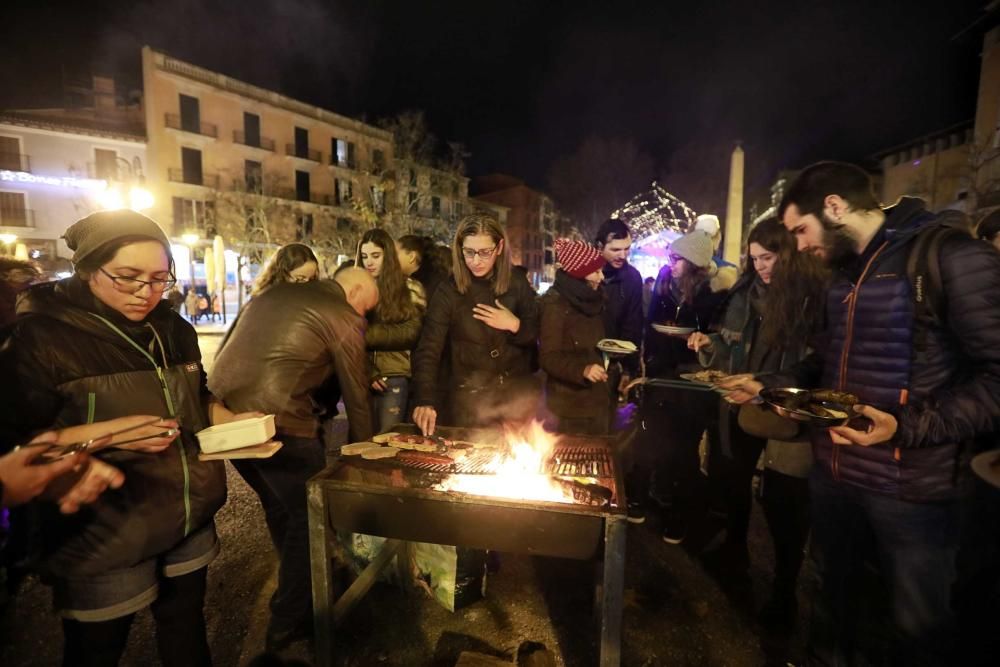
[554,238,605,279]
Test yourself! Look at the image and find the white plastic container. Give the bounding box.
[196,415,276,454]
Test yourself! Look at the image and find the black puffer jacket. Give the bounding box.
[0,278,226,578]
[411,272,539,414]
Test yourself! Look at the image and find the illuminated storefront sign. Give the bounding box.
[0,169,107,191]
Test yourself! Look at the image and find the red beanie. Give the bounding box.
[555,238,605,279]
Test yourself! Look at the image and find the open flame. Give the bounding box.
[434,421,576,503]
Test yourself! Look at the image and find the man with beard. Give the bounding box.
[720,161,1000,665]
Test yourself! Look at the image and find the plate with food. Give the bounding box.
[652,323,696,337]
[678,369,729,386]
[596,339,638,356]
[759,387,857,427]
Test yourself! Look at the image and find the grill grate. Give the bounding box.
[548,447,613,477]
[385,446,614,477]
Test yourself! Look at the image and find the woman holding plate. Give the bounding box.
[687,217,827,634]
[632,229,727,539]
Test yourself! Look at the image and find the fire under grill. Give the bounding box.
[308,423,628,666]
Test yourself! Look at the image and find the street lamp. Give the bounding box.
[95,156,154,212]
[0,232,17,255]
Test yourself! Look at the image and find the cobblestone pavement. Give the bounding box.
[1,331,813,666]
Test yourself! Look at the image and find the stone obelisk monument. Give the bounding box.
[723,143,745,265]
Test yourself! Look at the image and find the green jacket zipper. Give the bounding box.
[87,313,192,536]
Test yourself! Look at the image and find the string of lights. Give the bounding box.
[610,181,699,250]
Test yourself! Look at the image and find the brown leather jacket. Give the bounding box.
[209,280,373,441]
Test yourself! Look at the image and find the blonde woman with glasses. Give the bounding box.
[411,214,540,435]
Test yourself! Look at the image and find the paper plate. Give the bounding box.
[652,323,696,336]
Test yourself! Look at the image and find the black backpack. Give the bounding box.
[904,209,973,358]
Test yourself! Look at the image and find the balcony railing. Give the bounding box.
[285,144,322,162]
[168,168,219,189]
[233,130,276,151]
[0,208,36,228]
[0,152,31,172]
[164,113,218,138]
[330,155,357,170]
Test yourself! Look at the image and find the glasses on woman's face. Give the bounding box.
[668,254,684,265]
[462,246,497,261]
[99,267,176,293]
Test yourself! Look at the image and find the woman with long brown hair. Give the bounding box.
[411,214,540,435]
[252,243,319,296]
[688,217,828,634]
[356,228,425,432]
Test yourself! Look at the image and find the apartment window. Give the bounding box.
[94,149,118,180]
[333,139,356,168]
[296,213,314,241]
[243,112,261,147]
[244,160,263,193]
[454,201,463,219]
[171,197,215,235]
[407,190,418,211]
[295,170,310,202]
[181,147,203,185]
[372,149,385,172]
[431,196,441,217]
[336,178,353,205]
[179,94,201,134]
[452,181,459,197]
[0,136,23,171]
[408,168,417,187]
[0,192,28,226]
[294,127,309,158]
[336,217,352,232]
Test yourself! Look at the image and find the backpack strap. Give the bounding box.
[906,212,972,363]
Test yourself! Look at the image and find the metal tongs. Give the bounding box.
[19,417,175,463]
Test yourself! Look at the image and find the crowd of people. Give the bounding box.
[1,160,999,665]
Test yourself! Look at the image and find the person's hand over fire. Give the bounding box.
[413,405,437,436]
[473,300,520,333]
[716,373,763,405]
[583,364,608,383]
[829,405,897,447]
[687,332,712,352]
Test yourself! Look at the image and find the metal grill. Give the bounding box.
[386,446,614,477]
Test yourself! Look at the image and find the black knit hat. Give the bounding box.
[63,210,172,266]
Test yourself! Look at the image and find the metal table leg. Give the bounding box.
[308,483,335,667]
[599,516,626,667]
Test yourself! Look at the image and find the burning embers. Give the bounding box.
[433,421,613,506]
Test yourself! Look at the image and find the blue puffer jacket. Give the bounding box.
[777,198,1000,501]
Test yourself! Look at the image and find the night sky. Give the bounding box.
[1,0,989,215]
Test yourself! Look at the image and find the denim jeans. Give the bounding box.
[373,376,409,433]
[807,467,959,666]
[232,435,326,633]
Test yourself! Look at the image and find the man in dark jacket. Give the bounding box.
[595,219,644,410]
[207,266,377,650]
[723,162,1000,665]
